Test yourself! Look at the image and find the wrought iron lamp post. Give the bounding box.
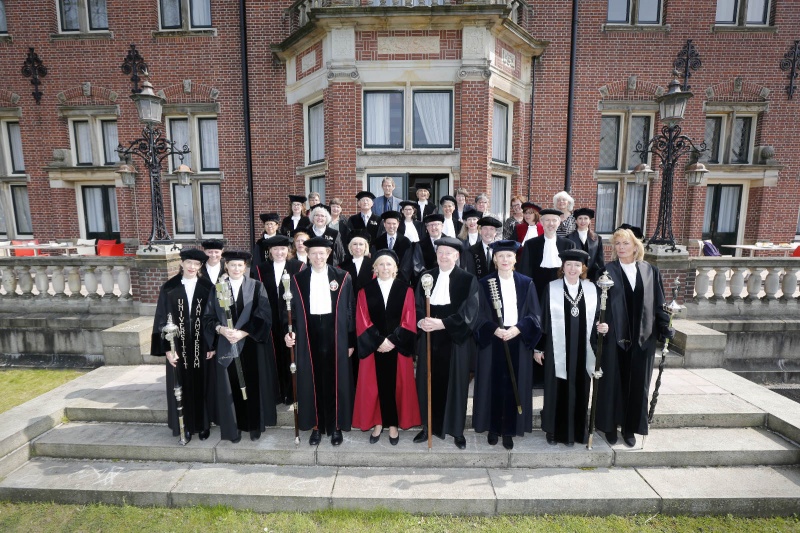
[116,79,192,247]
[632,73,708,252]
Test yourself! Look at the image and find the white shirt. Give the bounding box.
[468,232,479,246]
[442,218,456,238]
[353,256,364,276]
[577,229,588,244]
[272,260,286,290]
[541,235,561,268]
[206,262,221,283]
[403,221,419,243]
[620,261,638,290]
[362,211,373,225]
[181,277,197,308]
[296,253,307,264]
[309,269,332,315]
[229,277,244,303]
[430,267,453,306]
[565,278,580,299]
[291,215,301,229]
[313,226,326,237]
[377,277,393,305]
[498,274,518,327]
[523,224,539,244]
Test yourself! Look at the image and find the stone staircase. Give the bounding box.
[1,365,799,515]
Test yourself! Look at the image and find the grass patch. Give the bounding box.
[0,369,87,414]
[0,503,797,532]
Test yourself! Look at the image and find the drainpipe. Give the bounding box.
[564,0,578,193]
[527,56,537,201]
[239,0,255,250]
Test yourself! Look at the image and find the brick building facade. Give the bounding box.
[0,1,798,253]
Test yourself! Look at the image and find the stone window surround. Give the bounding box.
[603,0,668,31]
[712,0,775,31]
[153,0,216,38]
[0,107,24,180]
[50,0,113,40]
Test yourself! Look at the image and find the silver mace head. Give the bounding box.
[281,270,292,302]
[163,313,179,340]
[665,277,686,315]
[487,278,502,310]
[596,270,615,291]
[421,273,434,297]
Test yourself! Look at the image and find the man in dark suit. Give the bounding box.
[372,177,402,216]
[566,207,605,281]
[347,191,381,243]
[519,208,576,296]
[373,210,413,282]
[417,213,444,271]
[467,216,502,280]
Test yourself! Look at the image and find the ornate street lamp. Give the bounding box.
[116,79,192,246]
[633,72,706,251]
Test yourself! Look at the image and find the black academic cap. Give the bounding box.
[288,195,307,204]
[423,213,445,224]
[222,250,252,263]
[462,207,483,220]
[439,195,457,206]
[201,239,224,250]
[356,191,376,200]
[559,248,590,265]
[573,207,595,219]
[304,237,333,249]
[478,216,502,228]
[490,240,521,253]
[260,235,292,249]
[381,210,401,221]
[179,248,208,263]
[259,212,281,223]
[434,237,464,251]
[539,208,563,217]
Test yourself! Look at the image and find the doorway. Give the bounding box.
[702,184,742,250]
[82,185,120,241]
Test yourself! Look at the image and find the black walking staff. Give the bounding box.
[162,313,187,446]
[648,277,684,424]
[281,270,301,446]
[487,278,522,415]
[215,274,248,401]
[587,271,614,450]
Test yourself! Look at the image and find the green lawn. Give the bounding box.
[0,369,87,414]
[0,504,797,532]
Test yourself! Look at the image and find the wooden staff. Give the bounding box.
[215,274,247,401]
[161,313,186,446]
[420,273,434,450]
[587,271,614,450]
[281,270,300,446]
[487,278,522,415]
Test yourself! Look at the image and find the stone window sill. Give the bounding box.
[50,32,114,41]
[0,35,12,43]
[152,29,217,39]
[601,24,671,33]
[711,25,777,34]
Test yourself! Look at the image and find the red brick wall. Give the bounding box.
[324,82,362,212]
[296,40,323,82]
[458,81,492,200]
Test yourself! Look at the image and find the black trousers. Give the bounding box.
[309,313,338,435]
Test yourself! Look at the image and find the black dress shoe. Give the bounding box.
[389,435,399,446]
[487,432,498,446]
[622,433,636,447]
[198,429,210,441]
[502,436,514,450]
[546,433,556,445]
[250,430,261,441]
[230,431,241,444]
[309,429,321,446]
[331,430,343,446]
[369,432,381,444]
[454,436,467,449]
[413,429,428,443]
[182,431,192,444]
[605,430,618,445]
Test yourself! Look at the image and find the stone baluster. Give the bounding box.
[728,267,746,301]
[84,266,100,299]
[780,267,798,301]
[764,267,781,301]
[1,267,17,297]
[32,266,50,297]
[694,266,711,300]
[711,267,728,300]
[16,266,34,298]
[51,265,67,299]
[116,266,132,300]
[99,266,116,299]
[745,268,763,302]
[65,266,82,297]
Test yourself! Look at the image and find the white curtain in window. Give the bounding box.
[596,183,617,234]
[199,118,219,170]
[414,92,450,146]
[702,189,714,233]
[169,119,189,170]
[88,0,108,29]
[309,103,325,162]
[101,121,119,164]
[310,177,326,204]
[191,0,211,27]
[7,122,25,173]
[161,0,181,28]
[491,176,507,220]
[173,184,195,234]
[0,0,8,33]
[74,121,93,165]
[11,186,32,234]
[492,101,508,161]
[107,187,120,232]
[0,195,7,234]
[716,186,740,233]
[83,187,105,233]
[60,0,80,31]
[623,183,647,229]
[201,183,222,234]
[365,93,391,146]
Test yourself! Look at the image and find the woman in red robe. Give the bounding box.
[352,249,421,445]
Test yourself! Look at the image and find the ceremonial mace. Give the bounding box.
[420,273,434,450]
[215,274,248,401]
[487,278,522,415]
[587,271,614,450]
[281,270,301,446]
[648,277,684,426]
[162,313,187,446]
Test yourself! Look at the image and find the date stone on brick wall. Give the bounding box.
[377,36,440,56]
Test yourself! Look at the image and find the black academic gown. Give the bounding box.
[415,266,480,439]
[567,231,606,281]
[473,271,542,437]
[200,259,225,285]
[468,241,497,281]
[398,219,426,242]
[538,278,600,445]
[519,235,576,296]
[202,276,278,441]
[310,226,346,266]
[414,202,436,221]
[251,258,305,404]
[596,260,670,436]
[151,274,216,437]
[348,212,382,243]
[284,265,355,434]
[252,234,280,269]
[373,233,414,282]
[280,215,310,236]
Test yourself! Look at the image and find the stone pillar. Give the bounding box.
[130,245,182,312]
[644,245,691,306]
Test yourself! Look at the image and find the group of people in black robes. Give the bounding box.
[151,192,673,451]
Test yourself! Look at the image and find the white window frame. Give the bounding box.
[158,0,212,31]
[714,0,772,27]
[363,88,405,150]
[56,0,109,34]
[492,98,513,164]
[165,114,219,174]
[67,116,119,167]
[170,180,223,239]
[0,182,33,239]
[76,183,120,239]
[606,0,664,25]
[0,0,8,34]
[1,119,25,176]
[701,111,758,165]
[490,174,511,220]
[305,99,325,166]
[411,89,454,150]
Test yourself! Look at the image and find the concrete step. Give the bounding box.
[32,422,800,469]
[1,458,798,516]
